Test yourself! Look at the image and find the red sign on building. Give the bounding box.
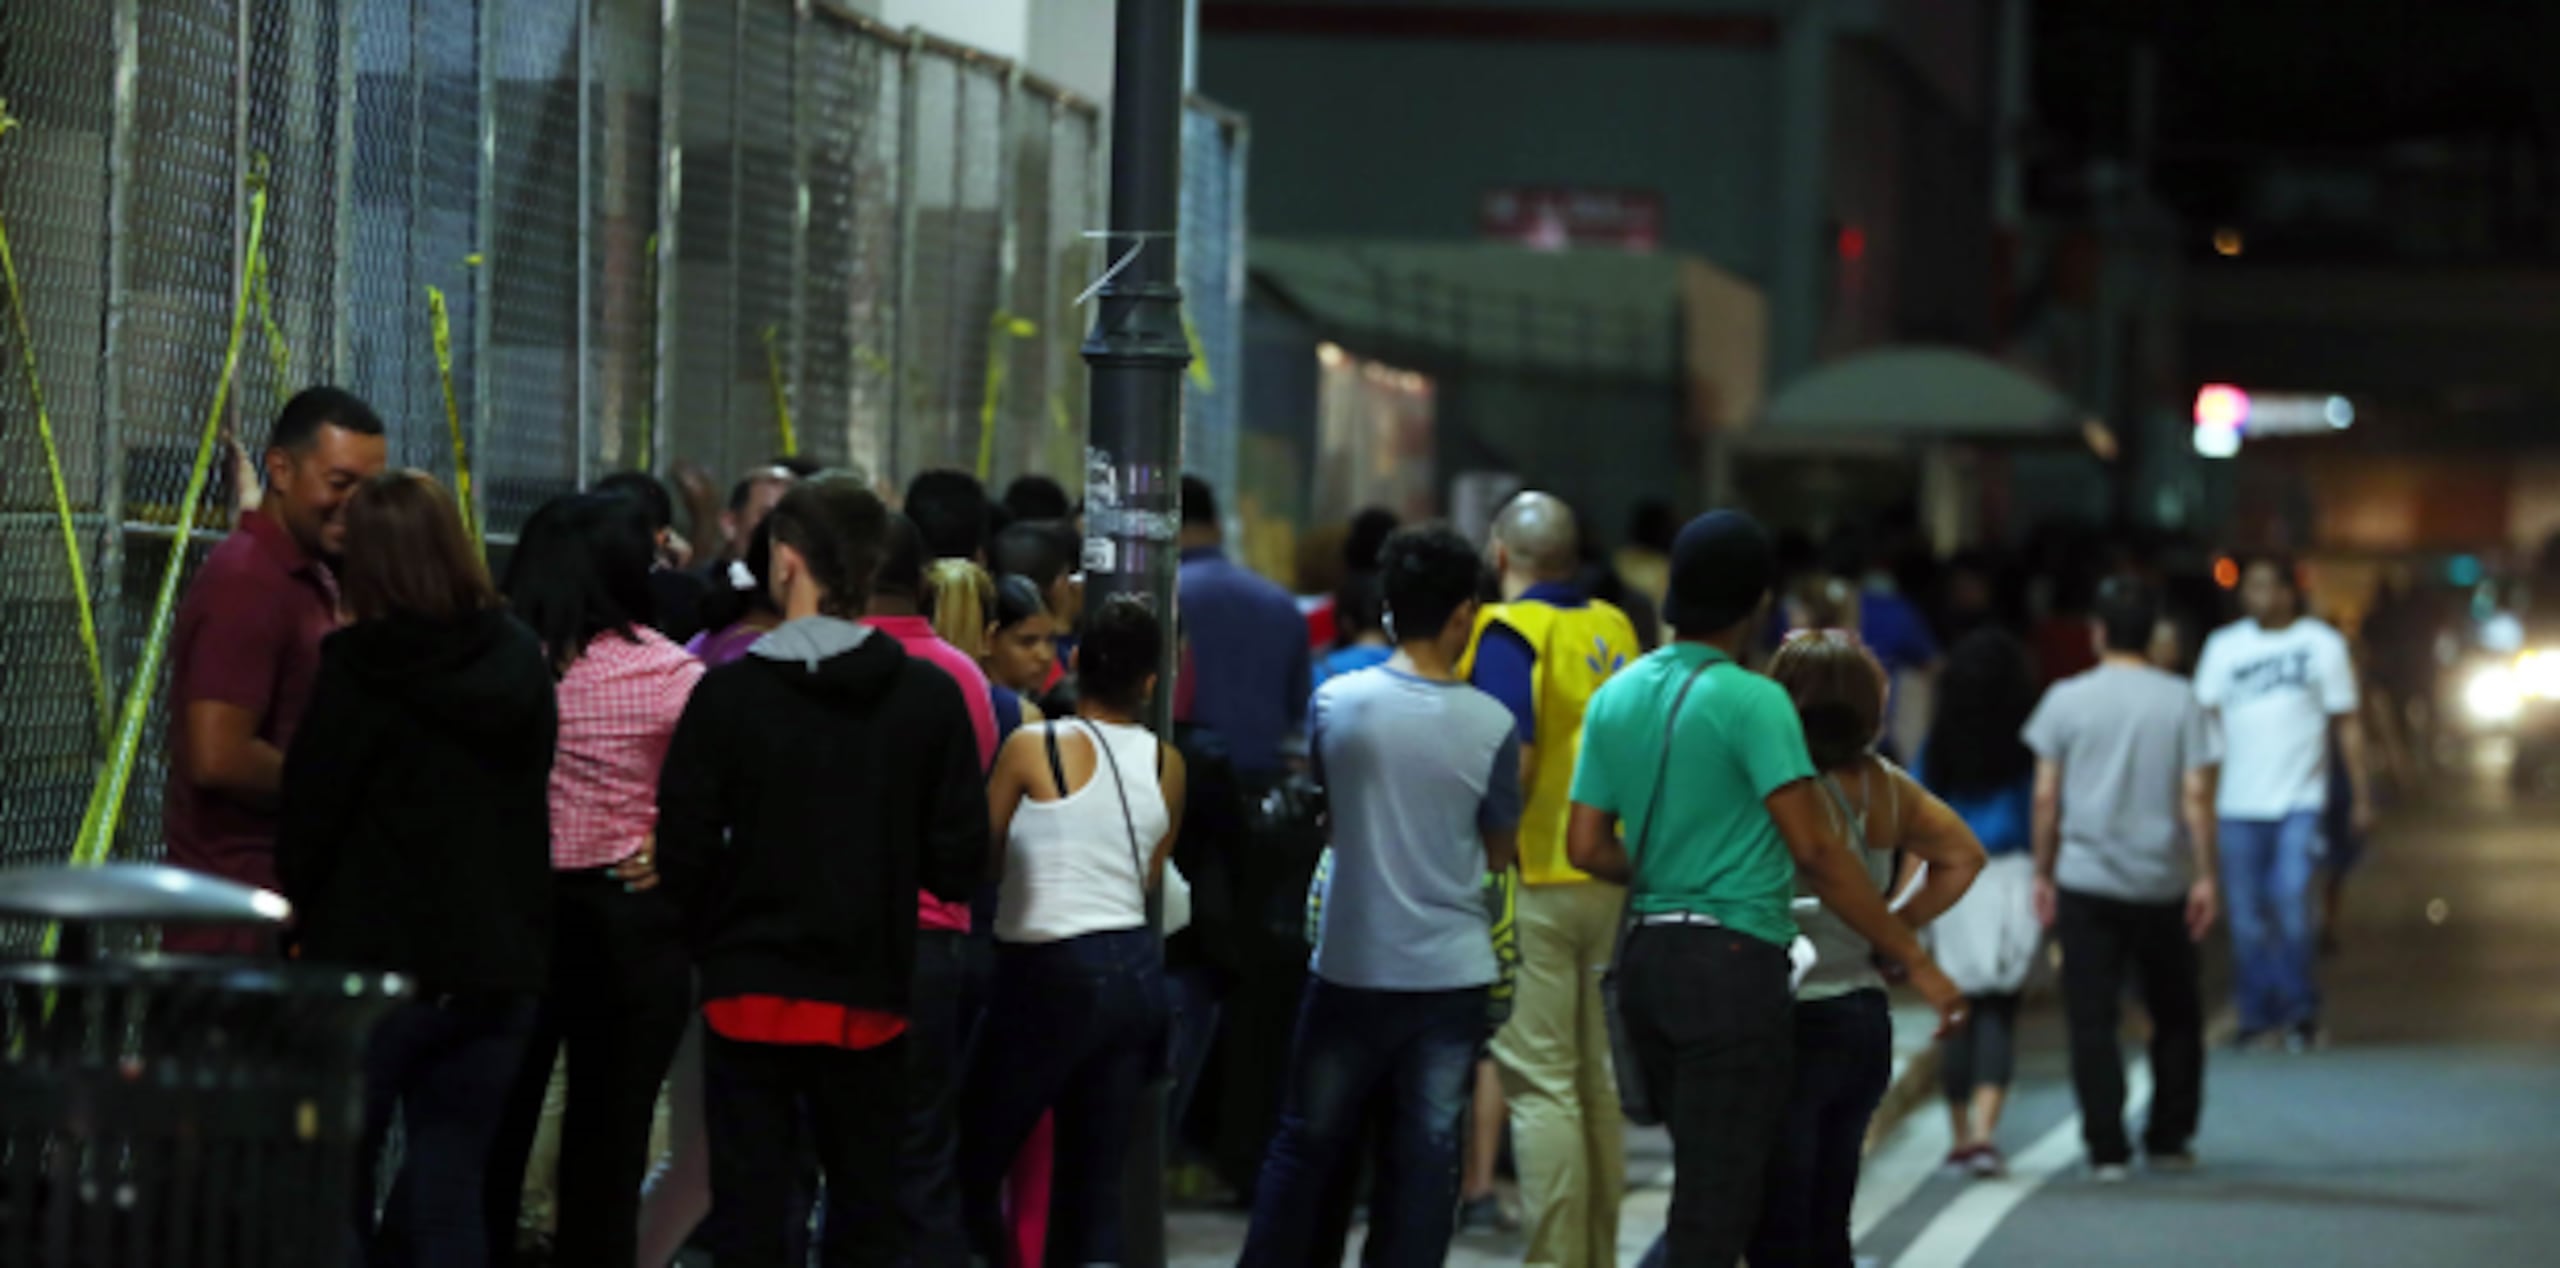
[1479,187,1664,252]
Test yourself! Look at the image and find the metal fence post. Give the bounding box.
[576,0,597,487]
[988,64,1020,483]
[99,0,143,699]
[331,0,358,384]
[889,29,923,484]
[473,0,500,528]
[790,0,812,449]
[655,0,684,475]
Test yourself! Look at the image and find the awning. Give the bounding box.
[1752,346,2097,448]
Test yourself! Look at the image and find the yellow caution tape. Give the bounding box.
[1050,389,1072,437]
[426,284,477,546]
[0,99,110,752]
[63,168,273,881]
[760,325,798,458]
[251,229,291,412]
[974,312,1040,481]
[1181,306,1214,391]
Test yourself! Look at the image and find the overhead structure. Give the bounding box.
[1754,345,2095,446]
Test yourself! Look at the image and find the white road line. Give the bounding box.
[1888,1059,2153,1268]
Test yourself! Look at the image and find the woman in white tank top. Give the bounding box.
[959,597,1188,1267]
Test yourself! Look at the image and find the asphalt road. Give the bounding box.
[1169,755,2560,1266]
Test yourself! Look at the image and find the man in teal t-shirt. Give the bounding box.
[1564,510,1962,1268]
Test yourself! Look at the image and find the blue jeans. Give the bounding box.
[2221,812,2323,1033]
[960,928,1169,1268]
[1239,978,1488,1268]
[355,995,538,1268]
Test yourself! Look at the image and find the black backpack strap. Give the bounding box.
[1044,722,1070,798]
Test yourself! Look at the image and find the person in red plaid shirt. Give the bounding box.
[487,491,704,1268]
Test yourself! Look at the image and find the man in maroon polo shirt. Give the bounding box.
[163,387,388,952]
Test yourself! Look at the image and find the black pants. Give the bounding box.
[706,1033,909,1267]
[358,995,539,1268]
[896,930,976,1268]
[490,871,692,1267]
[1620,926,1794,1268]
[1746,990,1893,1268]
[1941,991,2023,1103]
[2058,889,2205,1164]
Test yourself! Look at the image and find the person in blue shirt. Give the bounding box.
[1313,573,1392,690]
[1915,628,2045,1177]
[1177,476,1311,780]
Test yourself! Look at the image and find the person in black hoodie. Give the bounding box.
[277,469,557,1268]
[656,474,988,1266]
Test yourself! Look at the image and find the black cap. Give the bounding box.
[1665,510,1776,634]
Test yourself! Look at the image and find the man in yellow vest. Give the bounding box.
[1460,491,1644,1267]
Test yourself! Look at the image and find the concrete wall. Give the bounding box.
[1200,33,1781,280]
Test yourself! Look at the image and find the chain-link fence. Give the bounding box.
[1180,99,1248,520]
[0,1,1249,882]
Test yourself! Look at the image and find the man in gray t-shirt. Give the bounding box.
[1242,527,1523,1268]
[2022,581,2220,1173]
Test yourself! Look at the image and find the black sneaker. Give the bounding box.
[2285,1021,2328,1053]
[2147,1148,2201,1174]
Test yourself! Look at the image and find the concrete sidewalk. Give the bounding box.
[1165,997,1948,1266]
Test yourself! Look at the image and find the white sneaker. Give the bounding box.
[2091,1162,2133,1184]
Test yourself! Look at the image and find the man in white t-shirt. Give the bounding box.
[2193,556,2372,1050]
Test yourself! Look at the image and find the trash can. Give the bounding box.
[0,864,407,1268]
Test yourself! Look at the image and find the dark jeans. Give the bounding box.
[960,928,1169,1268]
[1239,979,1488,1268]
[1620,926,1793,1268]
[1941,991,2023,1102]
[896,930,976,1268]
[704,1032,909,1267]
[491,871,693,1268]
[2058,889,2205,1164]
[1746,990,1893,1268]
[356,995,539,1268]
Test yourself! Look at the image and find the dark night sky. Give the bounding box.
[2031,0,2559,229]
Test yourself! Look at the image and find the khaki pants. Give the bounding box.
[1493,881,1627,1268]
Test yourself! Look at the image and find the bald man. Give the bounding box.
[1458,491,1644,1268]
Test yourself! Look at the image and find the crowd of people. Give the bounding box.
[161,383,2376,1267]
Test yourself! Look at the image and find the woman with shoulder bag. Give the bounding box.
[960,596,1186,1268]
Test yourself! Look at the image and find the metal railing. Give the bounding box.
[0,0,1247,888]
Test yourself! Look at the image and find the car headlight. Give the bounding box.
[2520,649,2560,700]
[2468,664,2524,724]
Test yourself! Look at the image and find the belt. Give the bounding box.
[1636,912,1724,928]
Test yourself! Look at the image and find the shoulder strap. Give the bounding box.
[1043,722,1068,798]
[1627,652,1725,868]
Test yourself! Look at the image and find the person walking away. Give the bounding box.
[167,387,388,953]
[1458,490,1643,1268]
[638,513,780,1268]
[2029,580,2222,1178]
[1735,631,1985,1267]
[1916,629,2048,1177]
[657,477,990,1266]
[1314,573,1394,689]
[867,515,1002,1266]
[906,469,997,565]
[1564,510,1966,1268]
[1239,526,1525,1267]
[484,492,701,1268]
[275,470,554,1268]
[1177,475,1311,780]
[960,597,1185,1268]
[2193,557,2370,1050]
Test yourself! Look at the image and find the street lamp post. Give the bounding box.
[1083,2,1191,1265]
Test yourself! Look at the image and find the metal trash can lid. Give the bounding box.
[0,864,291,926]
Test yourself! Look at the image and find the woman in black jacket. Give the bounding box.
[277,470,557,1268]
